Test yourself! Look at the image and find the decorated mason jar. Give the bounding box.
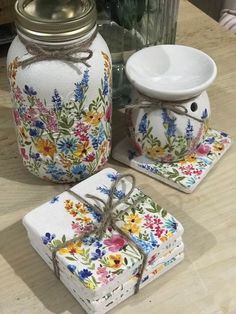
[7,0,112,183]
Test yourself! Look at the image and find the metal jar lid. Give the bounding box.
[15,0,97,42]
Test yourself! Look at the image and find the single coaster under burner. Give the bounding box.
[112,129,232,193]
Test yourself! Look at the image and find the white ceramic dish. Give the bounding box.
[125,45,217,101]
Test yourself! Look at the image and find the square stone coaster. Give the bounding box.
[112,129,232,193]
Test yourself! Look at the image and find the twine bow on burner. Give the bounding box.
[51,174,148,294]
[17,29,97,69]
[127,93,205,123]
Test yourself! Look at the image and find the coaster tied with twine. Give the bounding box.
[51,174,148,294]
[127,92,206,123]
[17,29,98,69]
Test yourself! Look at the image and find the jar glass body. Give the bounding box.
[96,0,179,105]
[7,30,112,183]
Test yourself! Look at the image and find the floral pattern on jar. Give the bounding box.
[8,52,112,183]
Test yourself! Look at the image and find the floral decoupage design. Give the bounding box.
[40,170,182,292]
[113,128,232,192]
[126,108,207,162]
[42,197,141,293]
[7,52,112,182]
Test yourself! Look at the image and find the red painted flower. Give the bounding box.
[196,144,211,156]
[103,234,127,252]
[84,152,96,162]
[105,103,112,122]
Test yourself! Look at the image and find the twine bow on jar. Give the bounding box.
[51,174,148,294]
[17,29,98,69]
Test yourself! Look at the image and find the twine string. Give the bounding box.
[127,92,205,123]
[51,174,148,294]
[17,29,97,68]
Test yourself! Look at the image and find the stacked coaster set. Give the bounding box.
[23,168,184,314]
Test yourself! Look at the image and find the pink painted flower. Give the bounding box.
[20,147,28,160]
[14,86,25,103]
[47,112,59,132]
[133,142,142,155]
[103,234,127,252]
[84,152,96,162]
[196,144,211,156]
[96,266,108,276]
[74,122,90,141]
[105,103,112,122]
[155,226,165,238]
[193,169,202,176]
[71,222,94,236]
[23,108,38,123]
[161,154,173,163]
[144,214,154,229]
[180,164,195,175]
[36,99,49,115]
[13,110,20,125]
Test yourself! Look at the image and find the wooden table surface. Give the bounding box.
[0,1,236,313]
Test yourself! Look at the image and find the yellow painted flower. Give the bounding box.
[127,213,142,224]
[179,154,197,164]
[75,202,88,214]
[74,141,92,158]
[20,127,28,140]
[99,140,109,155]
[160,232,173,242]
[123,223,140,234]
[107,254,123,269]
[84,279,96,289]
[36,138,56,158]
[145,146,165,159]
[65,200,74,210]
[153,265,164,275]
[83,216,92,224]
[84,111,103,126]
[58,241,83,255]
[213,142,224,152]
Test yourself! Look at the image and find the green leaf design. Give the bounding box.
[65,256,77,261]
[52,239,63,247]
[62,234,66,243]
[146,201,162,213]
[161,209,167,218]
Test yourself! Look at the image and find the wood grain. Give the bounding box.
[0,1,236,313]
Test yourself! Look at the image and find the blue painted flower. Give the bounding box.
[103,72,109,96]
[46,163,66,181]
[205,137,215,144]
[91,123,105,149]
[71,164,86,176]
[50,196,59,204]
[87,206,102,223]
[29,128,39,137]
[96,186,125,200]
[74,70,90,102]
[201,108,208,120]
[150,232,158,249]
[138,113,148,135]
[220,131,228,137]
[41,232,56,245]
[78,269,92,280]
[82,236,95,246]
[130,235,153,254]
[91,248,106,261]
[58,138,77,154]
[81,69,89,87]
[94,240,103,248]
[128,150,137,160]
[165,217,178,233]
[30,152,41,160]
[114,188,125,200]
[52,89,62,111]
[185,119,193,140]
[34,120,45,129]
[74,82,84,102]
[23,85,37,96]
[107,172,119,181]
[162,109,176,137]
[67,264,76,273]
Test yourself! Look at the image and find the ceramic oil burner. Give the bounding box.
[125,45,217,162]
[7,0,112,183]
